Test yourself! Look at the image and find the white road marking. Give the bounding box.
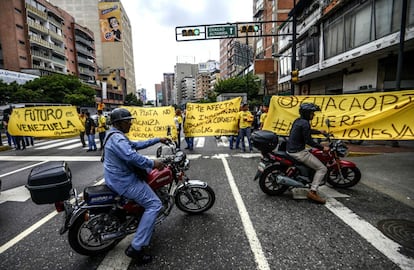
[195,137,205,148]
[0,179,105,254]
[97,235,133,270]
[0,160,48,177]
[325,198,414,270]
[0,186,31,204]
[220,155,270,270]
[35,139,80,149]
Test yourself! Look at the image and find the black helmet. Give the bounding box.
[299,103,321,120]
[110,108,135,123]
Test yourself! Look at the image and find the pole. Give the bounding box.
[291,0,297,96]
[396,0,408,91]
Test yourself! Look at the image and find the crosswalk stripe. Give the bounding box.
[35,138,80,149]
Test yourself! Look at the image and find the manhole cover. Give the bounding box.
[377,219,414,250]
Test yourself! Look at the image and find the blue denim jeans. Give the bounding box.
[124,181,162,250]
[239,127,252,151]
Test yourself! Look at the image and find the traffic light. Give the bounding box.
[182,28,200,36]
[241,25,259,33]
[291,69,299,84]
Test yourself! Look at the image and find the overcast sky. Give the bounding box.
[121,0,253,100]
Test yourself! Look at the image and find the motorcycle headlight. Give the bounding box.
[336,141,349,157]
[174,150,186,164]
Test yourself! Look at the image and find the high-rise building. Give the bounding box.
[0,0,83,77]
[47,0,136,97]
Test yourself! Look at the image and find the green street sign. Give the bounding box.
[207,25,237,38]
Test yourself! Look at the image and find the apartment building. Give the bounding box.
[277,0,414,95]
[0,0,81,76]
[47,0,136,99]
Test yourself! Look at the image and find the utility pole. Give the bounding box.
[291,0,297,96]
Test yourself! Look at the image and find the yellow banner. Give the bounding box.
[263,90,414,140]
[124,106,177,141]
[184,97,241,137]
[8,106,84,138]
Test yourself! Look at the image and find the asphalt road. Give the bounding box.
[0,137,413,270]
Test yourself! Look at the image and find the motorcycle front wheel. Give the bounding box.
[327,166,361,188]
[68,212,120,256]
[175,185,215,214]
[259,165,289,195]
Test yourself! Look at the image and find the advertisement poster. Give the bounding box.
[98,2,122,42]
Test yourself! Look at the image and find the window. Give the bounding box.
[324,18,344,58]
[345,3,373,49]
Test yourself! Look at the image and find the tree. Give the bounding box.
[124,93,143,106]
[214,73,262,106]
[22,74,95,106]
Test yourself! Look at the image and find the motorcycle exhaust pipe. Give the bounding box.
[276,175,305,187]
[100,231,126,242]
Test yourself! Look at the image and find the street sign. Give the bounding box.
[207,25,237,38]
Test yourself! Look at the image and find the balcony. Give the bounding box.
[27,21,48,34]
[50,44,65,56]
[31,50,51,61]
[26,4,47,20]
[29,35,51,49]
[49,30,63,42]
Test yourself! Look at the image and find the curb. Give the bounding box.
[348,152,380,157]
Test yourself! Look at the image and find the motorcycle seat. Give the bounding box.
[84,184,119,205]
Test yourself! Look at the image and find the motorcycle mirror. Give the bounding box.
[156,146,162,158]
[167,126,171,137]
[325,119,331,128]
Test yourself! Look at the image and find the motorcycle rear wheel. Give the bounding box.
[175,185,215,214]
[327,166,361,188]
[259,165,289,195]
[68,213,120,256]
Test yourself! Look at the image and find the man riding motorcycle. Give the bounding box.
[286,103,329,204]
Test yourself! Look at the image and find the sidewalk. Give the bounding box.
[347,140,414,156]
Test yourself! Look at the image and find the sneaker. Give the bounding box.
[125,245,153,265]
[307,190,326,204]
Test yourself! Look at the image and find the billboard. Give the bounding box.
[98,2,122,42]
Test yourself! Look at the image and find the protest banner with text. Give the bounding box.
[123,106,177,141]
[184,97,241,137]
[262,90,414,140]
[8,106,84,138]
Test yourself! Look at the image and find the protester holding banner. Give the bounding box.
[79,110,87,147]
[286,103,329,204]
[85,112,97,152]
[237,103,254,152]
[97,110,107,150]
[174,109,183,149]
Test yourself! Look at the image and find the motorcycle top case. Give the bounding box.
[251,130,279,153]
[26,161,72,204]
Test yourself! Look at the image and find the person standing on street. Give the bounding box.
[174,109,183,149]
[259,105,269,130]
[79,110,87,147]
[102,108,167,265]
[85,112,97,152]
[97,110,107,150]
[286,103,329,204]
[237,103,254,152]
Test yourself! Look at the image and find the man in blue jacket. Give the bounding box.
[102,108,168,265]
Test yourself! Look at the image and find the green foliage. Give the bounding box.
[214,73,261,102]
[0,74,96,106]
[125,93,143,106]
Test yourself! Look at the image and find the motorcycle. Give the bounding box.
[26,140,215,256]
[251,120,361,196]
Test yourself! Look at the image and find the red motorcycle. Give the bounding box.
[251,126,361,196]
[26,140,215,256]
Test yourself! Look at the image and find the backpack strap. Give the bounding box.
[100,131,123,162]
